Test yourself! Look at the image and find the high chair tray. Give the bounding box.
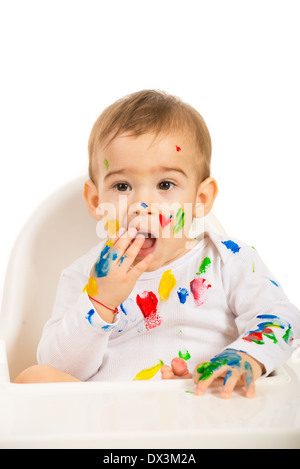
[0,362,299,449]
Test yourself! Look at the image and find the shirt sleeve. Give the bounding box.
[220,241,300,375]
[37,267,119,381]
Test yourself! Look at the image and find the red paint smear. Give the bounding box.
[190,277,211,306]
[159,213,172,229]
[176,145,181,152]
[136,291,161,330]
[243,331,264,344]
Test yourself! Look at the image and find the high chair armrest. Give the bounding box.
[0,339,10,384]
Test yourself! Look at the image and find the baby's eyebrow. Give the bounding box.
[104,166,188,180]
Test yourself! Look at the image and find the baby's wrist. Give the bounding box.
[88,295,119,323]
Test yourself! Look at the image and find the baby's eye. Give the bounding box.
[113,182,131,192]
[158,180,175,191]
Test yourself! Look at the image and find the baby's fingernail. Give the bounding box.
[194,386,205,396]
[117,227,126,237]
[128,227,137,237]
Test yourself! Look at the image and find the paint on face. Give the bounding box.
[133,360,164,380]
[190,277,211,306]
[95,242,118,277]
[136,291,161,330]
[176,145,181,152]
[244,361,253,388]
[173,208,185,234]
[106,219,120,236]
[83,277,99,296]
[243,314,294,346]
[158,270,177,301]
[85,309,96,326]
[221,240,241,254]
[178,349,191,361]
[197,349,243,381]
[103,158,109,171]
[197,257,211,275]
[159,213,173,229]
[140,202,148,208]
[177,287,189,304]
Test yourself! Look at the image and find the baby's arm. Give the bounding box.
[37,228,154,380]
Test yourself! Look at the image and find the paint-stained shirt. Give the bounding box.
[37,232,300,381]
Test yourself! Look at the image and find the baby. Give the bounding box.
[15,90,300,398]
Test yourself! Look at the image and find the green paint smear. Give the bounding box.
[178,349,191,361]
[103,158,109,171]
[173,208,185,234]
[197,257,211,275]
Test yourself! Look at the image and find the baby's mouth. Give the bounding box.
[132,231,157,258]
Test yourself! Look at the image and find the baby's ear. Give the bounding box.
[195,177,218,217]
[83,179,101,219]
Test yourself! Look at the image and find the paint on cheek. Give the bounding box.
[177,287,189,304]
[173,208,185,234]
[136,291,161,330]
[221,240,241,254]
[83,277,99,296]
[190,277,211,306]
[176,145,181,152]
[95,243,118,277]
[158,270,177,301]
[106,219,120,236]
[159,213,173,229]
[133,360,164,380]
[103,158,109,171]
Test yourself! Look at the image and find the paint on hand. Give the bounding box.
[197,257,211,275]
[173,208,185,234]
[177,287,189,304]
[190,277,211,306]
[106,219,120,236]
[223,369,232,386]
[95,242,118,277]
[136,291,161,330]
[83,277,99,296]
[243,314,294,346]
[197,349,243,381]
[221,240,241,254]
[178,349,191,361]
[159,213,173,229]
[103,158,109,171]
[158,270,176,301]
[244,361,254,388]
[176,145,181,152]
[133,360,164,380]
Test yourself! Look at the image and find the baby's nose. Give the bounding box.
[129,201,158,216]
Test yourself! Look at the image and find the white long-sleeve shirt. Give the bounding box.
[37,231,300,381]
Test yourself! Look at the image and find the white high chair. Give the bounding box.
[0,176,299,449]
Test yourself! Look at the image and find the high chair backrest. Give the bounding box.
[0,176,226,381]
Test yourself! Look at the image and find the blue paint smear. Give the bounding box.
[244,361,253,387]
[177,287,189,304]
[95,244,118,277]
[221,240,241,254]
[101,324,115,331]
[141,202,148,208]
[269,279,279,287]
[85,309,95,326]
[224,369,232,386]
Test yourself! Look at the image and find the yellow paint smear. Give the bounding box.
[158,269,177,301]
[83,277,99,296]
[133,360,164,380]
[106,219,120,236]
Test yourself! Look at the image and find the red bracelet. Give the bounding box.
[88,296,119,314]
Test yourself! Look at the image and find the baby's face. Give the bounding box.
[94,132,203,270]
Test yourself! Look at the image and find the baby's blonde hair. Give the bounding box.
[88,90,212,184]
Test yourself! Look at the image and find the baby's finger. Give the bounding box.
[160,365,175,380]
[111,227,137,257]
[220,369,240,399]
[127,252,154,280]
[243,361,255,398]
[118,234,146,269]
[194,366,228,396]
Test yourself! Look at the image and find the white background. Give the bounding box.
[0,0,299,309]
